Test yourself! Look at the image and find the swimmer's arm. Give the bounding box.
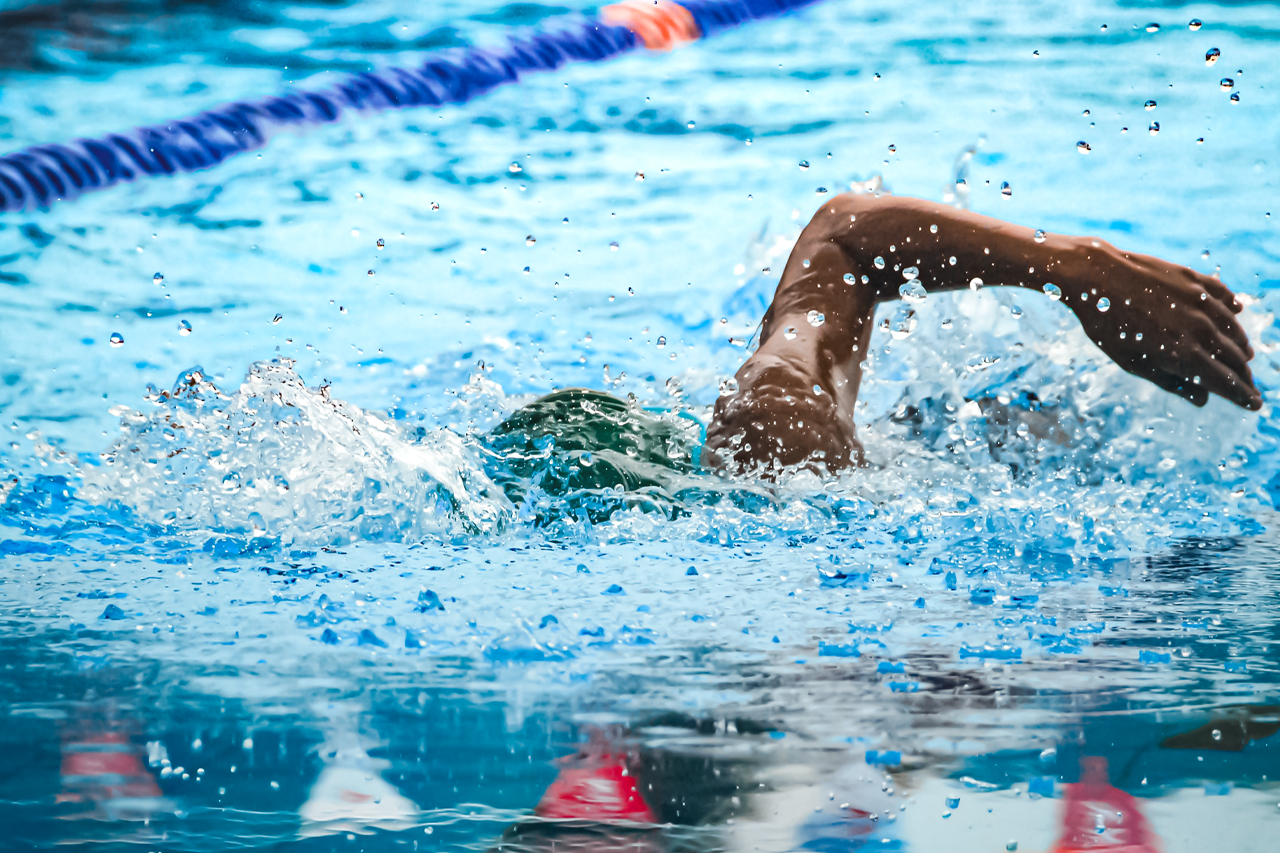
[704,193,1259,475]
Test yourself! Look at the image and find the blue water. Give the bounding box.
[2,1,1279,850]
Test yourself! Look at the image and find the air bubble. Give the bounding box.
[806,310,826,326]
[1043,283,1062,301]
[1205,47,1220,66]
[109,332,124,348]
[1097,297,1111,312]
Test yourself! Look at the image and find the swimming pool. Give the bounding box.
[1,0,1278,849]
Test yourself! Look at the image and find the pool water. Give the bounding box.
[2,0,1279,850]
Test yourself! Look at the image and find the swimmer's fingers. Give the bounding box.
[1196,294,1255,359]
[1191,344,1262,409]
[1192,269,1243,314]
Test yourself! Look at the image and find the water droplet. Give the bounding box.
[1097,297,1111,312]
[1034,229,1047,243]
[1145,22,1160,33]
[178,320,192,336]
[719,377,740,396]
[152,272,164,285]
[806,310,826,326]
[430,201,440,211]
[1082,109,1091,117]
[1230,92,1240,103]
[798,160,810,171]
[1148,121,1160,135]
[686,120,696,130]
[1136,332,1143,341]
[902,266,919,281]
[1193,375,1202,385]
[1144,99,1157,110]
[376,238,385,249]
[425,826,434,835]
[861,275,870,283]
[802,258,811,268]
[1220,78,1235,91]
[1039,747,1057,762]
[899,281,927,303]
[1212,729,1222,741]
[634,171,645,181]
[272,314,283,324]
[367,269,375,276]
[526,235,536,246]
[1011,305,1023,319]
[843,273,856,285]
[1077,141,1092,154]
[1000,181,1012,198]
[508,161,523,173]
[887,144,896,154]
[930,224,938,234]
[1043,283,1062,301]
[969,277,984,292]
[874,256,886,269]
[783,326,798,341]
[109,332,124,348]
[1189,19,1203,31]
[941,318,953,329]
[946,796,961,809]
[656,336,667,348]
[1205,47,1220,65]
[948,256,956,266]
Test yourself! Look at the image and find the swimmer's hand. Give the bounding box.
[1061,241,1261,410]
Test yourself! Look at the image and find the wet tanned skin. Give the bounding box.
[704,192,1261,475]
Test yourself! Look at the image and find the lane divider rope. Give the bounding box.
[0,0,820,213]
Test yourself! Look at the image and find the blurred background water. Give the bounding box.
[1,0,1279,850]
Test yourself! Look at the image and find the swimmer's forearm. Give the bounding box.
[784,193,1088,311]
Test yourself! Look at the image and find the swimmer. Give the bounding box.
[492,193,1259,489]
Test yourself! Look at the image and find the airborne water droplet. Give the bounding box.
[1149,122,1160,135]
[1043,283,1062,301]
[783,326,798,340]
[1220,78,1234,91]
[798,160,810,171]
[1145,22,1160,33]
[153,272,164,285]
[874,256,886,269]
[1034,229,1047,243]
[806,310,826,327]
[178,320,192,336]
[1077,141,1092,154]
[1212,729,1223,740]
[1205,47,1220,66]
[1189,19,1203,31]
[902,266,919,280]
[656,336,666,348]
[376,238,385,249]
[969,277,984,292]
[508,162,522,173]
[272,314,283,324]
[843,272,856,285]
[609,241,619,250]
[1000,181,1012,198]
[1144,99,1157,110]
[899,281,927,303]
[526,235,536,246]
[1097,297,1111,312]
[930,224,938,233]
[109,332,124,348]
[1011,305,1023,318]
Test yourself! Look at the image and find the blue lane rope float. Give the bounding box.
[0,0,822,214]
